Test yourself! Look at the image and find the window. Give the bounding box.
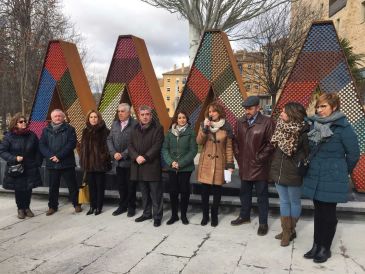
[254,84,259,89]
[255,74,259,79]
[246,75,251,80]
[245,84,251,90]
[329,0,347,17]
[177,86,180,92]
[166,87,170,92]
[255,64,260,70]
[167,78,170,83]
[238,64,243,75]
[336,18,340,30]
[182,77,187,84]
[166,96,170,101]
[247,64,252,69]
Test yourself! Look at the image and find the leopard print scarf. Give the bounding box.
[271,118,304,156]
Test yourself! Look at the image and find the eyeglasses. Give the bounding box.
[17,120,26,124]
[316,104,329,109]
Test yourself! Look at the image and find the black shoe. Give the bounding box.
[154,219,161,227]
[135,215,152,222]
[201,216,209,226]
[304,243,318,259]
[211,218,218,227]
[313,246,331,263]
[86,208,95,215]
[181,215,189,225]
[257,224,269,236]
[94,209,102,216]
[127,209,136,217]
[231,216,251,226]
[112,207,127,216]
[166,215,179,225]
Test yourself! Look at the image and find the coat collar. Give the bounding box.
[240,112,265,124]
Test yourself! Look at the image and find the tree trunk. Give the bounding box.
[189,23,201,65]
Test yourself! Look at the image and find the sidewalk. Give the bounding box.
[0,194,364,274]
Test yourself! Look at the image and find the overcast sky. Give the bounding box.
[62,0,190,85]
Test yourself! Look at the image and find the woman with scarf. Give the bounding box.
[196,102,234,227]
[0,113,42,219]
[79,110,111,216]
[269,102,309,247]
[303,93,359,263]
[162,111,198,225]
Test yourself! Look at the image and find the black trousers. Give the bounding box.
[168,171,191,217]
[313,199,338,249]
[139,181,163,220]
[201,184,222,217]
[116,167,136,210]
[48,168,79,209]
[15,189,32,210]
[87,172,105,210]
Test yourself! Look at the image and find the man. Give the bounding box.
[107,103,137,217]
[128,105,164,227]
[39,109,81,215]
[231,96,275,235]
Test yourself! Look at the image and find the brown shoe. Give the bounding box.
[74,205,82,213]
[230,216,251,226]
[46,208,56,216]
[25,208,34,217]
[257,224,268,236]
[17,209,25,219]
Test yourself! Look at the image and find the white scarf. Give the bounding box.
[171,123,188,137]
[204,118,225,133]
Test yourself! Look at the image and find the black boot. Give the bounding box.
[86,207,95,215]
[211,207,218,227]
[201,188,210,226]
[304,243,318,259]
[167,193,179,225]
[180,193,190,225]
[313,246,331,263]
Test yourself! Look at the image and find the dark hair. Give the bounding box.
[315,92,341,111]
[9,113,27,131]
[284,102,307,123]
[204,101,226,119]
[172,111,190,125]
[85,110,103,124]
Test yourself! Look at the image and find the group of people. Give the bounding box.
[0,93,360,264]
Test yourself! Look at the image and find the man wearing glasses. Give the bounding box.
[39,109,81,216]
[107,103,137,217]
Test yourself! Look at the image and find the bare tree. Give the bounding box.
[0,0,86,122]
[246,1,322,107]
[141,0,291,64]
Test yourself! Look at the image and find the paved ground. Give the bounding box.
[0,193,364,274]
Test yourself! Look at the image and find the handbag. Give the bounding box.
[7,163,24,177]
[78,172,89,204]
[297,142,322,177]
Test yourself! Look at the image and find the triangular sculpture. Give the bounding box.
[273,21,365,192]
[29,40,96,142]
[174,30,247,132]
[98,35,170,132]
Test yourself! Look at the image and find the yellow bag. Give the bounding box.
[78,183,90,204]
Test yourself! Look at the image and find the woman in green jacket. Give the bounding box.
[162,111,198,225]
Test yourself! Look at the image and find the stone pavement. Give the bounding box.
[0,194,364,274]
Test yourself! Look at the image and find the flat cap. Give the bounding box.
[242,96,260,107]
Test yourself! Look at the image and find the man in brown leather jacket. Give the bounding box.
[231,96,275,236]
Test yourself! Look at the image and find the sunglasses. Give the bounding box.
[17,120,27,124]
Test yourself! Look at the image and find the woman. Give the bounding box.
[162,111,198,225]
[302,93,359,263]
[269,102,309,247]
[79,110,111,215]
[0,113,42,219]
[196,102,234,227]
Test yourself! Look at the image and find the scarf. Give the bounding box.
[271,118,304,156]
[171,123,188,137]
[204,118,225,133]
[307,111,346,144]
[51,122,63,132]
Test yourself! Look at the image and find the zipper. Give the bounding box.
[176,134,179,174]
[277,152,284,184]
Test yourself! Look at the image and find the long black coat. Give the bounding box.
[269,125,309,186]
[79,121,111,172]
[128,120,164,182]
[0,131,42,190]
[39,123,77,169]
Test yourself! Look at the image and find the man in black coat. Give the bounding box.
[39,109,81,215]
[128,105,164,227]
[107,103,137,217]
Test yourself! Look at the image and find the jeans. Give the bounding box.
[275,183,302,218]
[240,180,269,224]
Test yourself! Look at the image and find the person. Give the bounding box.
[269,102,309,246]
[302,93,359,263]
[231,95,275,236]
[162,111,197,225]
[39,109,81,215]
[196,102,234,227]
[128,105,164,227]
[0,113,42,219]
[79,110,111,216]
[107,103,137,217]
